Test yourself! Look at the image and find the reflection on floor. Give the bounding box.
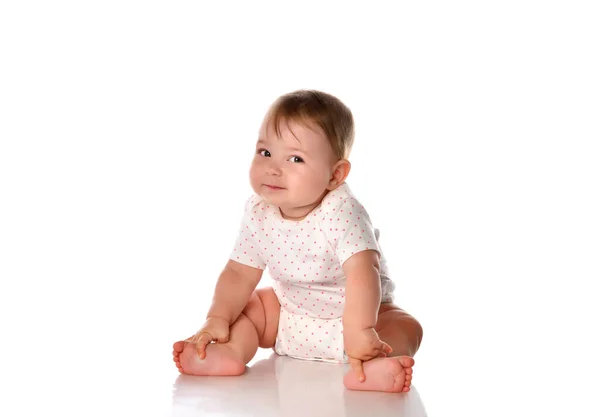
[172,350,427,417]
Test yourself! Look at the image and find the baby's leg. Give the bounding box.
[375,304,423,357]
[344,304,423,392]
[173,287,280,376]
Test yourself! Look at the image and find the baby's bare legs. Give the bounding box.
[173,288,280,376]
[344,304,423,393]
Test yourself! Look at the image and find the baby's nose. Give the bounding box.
[266,161,282,175]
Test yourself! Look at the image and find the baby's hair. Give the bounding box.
[266,90,355,160]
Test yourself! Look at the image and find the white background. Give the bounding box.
[1,1,599,416]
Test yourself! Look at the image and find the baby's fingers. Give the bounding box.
[195,332,213,359]
[373,339,392,356]
[381,341,393,355]
[349,357,365,382]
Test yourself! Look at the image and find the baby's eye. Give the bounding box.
[258,149,271,157]
[288,156,304,163]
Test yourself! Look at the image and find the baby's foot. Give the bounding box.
[172,340,246,376]
[343,356,415,393]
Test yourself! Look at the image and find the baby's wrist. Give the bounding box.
[343,313,377,329]
[206,314,231,325]
[342,321,373,333]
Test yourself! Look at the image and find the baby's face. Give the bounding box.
[250,117,338,219]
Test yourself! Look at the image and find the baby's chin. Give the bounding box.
[261,195,296,212]
[258,193,285,206]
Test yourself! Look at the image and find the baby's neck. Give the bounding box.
[279,206,313,221]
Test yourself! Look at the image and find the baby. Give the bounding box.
[173,90,423,393]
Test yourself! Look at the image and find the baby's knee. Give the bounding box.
[242,292,265,327]
[242,288,280,348]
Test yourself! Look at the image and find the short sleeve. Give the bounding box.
[229,195,266,270]
[324,198,381,265]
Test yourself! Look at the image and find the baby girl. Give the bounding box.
[173,90,423,392]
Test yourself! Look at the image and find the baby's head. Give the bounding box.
[250,90,354,220]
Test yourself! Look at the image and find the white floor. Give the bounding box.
[172,350,427,417]
[2,324,426,417]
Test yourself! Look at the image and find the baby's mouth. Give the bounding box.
[265,184,285,190]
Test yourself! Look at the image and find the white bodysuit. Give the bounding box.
[230,182,395,363]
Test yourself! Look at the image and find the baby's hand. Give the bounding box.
[187,316,231,359]
[343,327,392,382]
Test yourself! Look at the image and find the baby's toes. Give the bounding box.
[398,356,415,369]
[173,341,186,353]
[405,367,413,375]
[173,348,184,372]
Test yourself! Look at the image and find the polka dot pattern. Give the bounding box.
[275,309,345,362]
[229,183,394,361]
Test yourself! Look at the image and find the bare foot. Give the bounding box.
[343,356,415,393]
[172,340,246,376]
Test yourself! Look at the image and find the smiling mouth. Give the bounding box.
[264,184,285,190]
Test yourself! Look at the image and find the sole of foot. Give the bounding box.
[173,340,246,376]
[343,356,414,393]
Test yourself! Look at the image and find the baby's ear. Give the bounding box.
[328,159,351,190]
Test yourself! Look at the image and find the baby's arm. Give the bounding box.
[207,259,263,324]
[342,250,381,329]
[191,260,263,356]
[342,250,393,380]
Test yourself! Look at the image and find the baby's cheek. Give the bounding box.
[249,165,261,184]
[304,174,327,195]
[294,177,315,198]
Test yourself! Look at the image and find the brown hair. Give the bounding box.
[266,90,355,160]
